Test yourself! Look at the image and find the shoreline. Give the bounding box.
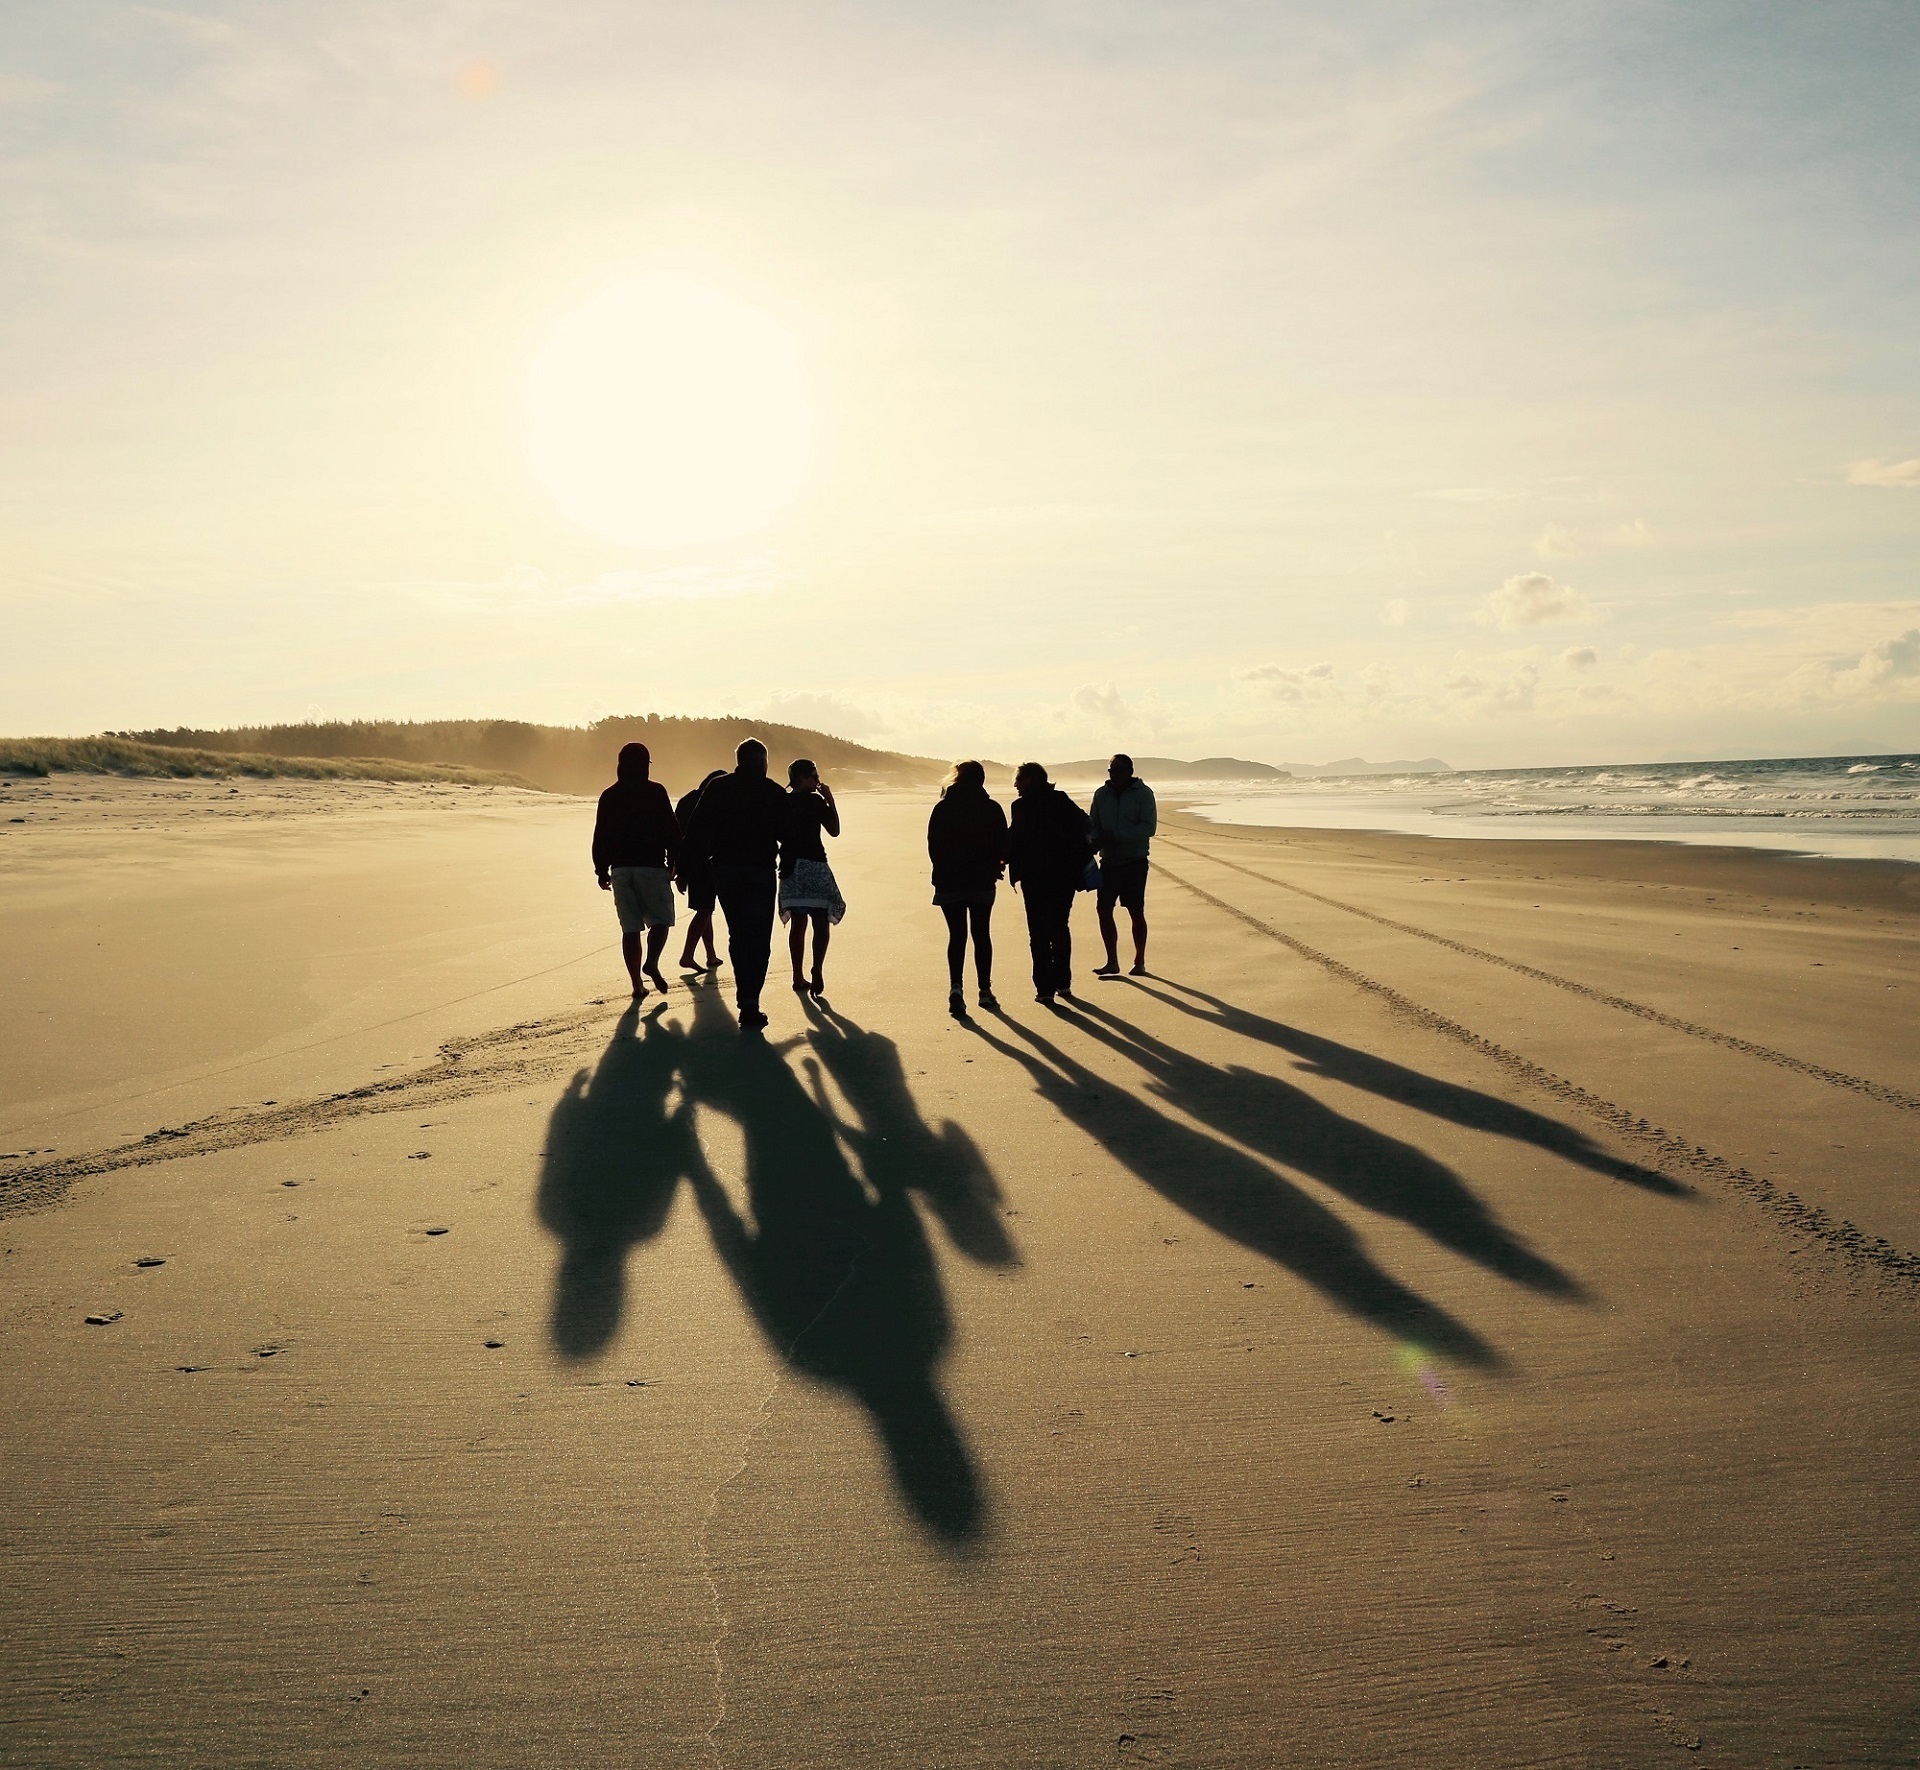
[1162,794,1920,878]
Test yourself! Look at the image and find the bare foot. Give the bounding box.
[809,973,826,996]
[645,968,670,993]
[1129,963,1148,976]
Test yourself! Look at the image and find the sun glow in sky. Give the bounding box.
[0,1,1916,766]
[528,278,811,549]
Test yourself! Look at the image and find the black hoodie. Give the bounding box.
[1007,785,1091,888]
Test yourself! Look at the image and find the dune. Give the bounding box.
[1,734,533,788]
[2,772,1916,1765]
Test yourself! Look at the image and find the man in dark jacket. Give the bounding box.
[593,742,681,999]
[1088,752,1157,976]
[680,738,791,1029]
[1007,762,1091,1004]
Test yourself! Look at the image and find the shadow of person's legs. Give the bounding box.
[1063,996,1584,1298]
[800,996,1019,1269]
[1132,977,1689,1197]
[967,1012,1506,1369]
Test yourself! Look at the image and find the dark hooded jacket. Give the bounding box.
[1007,784,1091,889]
[592,764,680,877]
[927,783,1009,894]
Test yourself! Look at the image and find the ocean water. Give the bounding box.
[1180,753,1920,863]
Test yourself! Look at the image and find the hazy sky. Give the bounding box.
[3,0,1917,767]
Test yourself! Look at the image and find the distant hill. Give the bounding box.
[117,716,953,795]
[1050,755,1292,782]
[1277,757,1451,778]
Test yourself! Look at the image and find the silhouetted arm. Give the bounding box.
[591,789,614,886]
[658,783,682,874]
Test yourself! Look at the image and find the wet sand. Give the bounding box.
[3,778,1917,1766]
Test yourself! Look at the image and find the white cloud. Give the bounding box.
[1838,628,1920,695]
[1240,661,1335,703]
[1444,664,1538,715]
[1606,517,1654,547]
[1560,646,1598,670]
[1533,523,1578,559]
[1382,598,1408,627]
[761,691,890,739]
[1863,628,1920,680]
[1490,665,1540,714]
[1479,572,1592,630]
[1846,459,1920,488]
[1072,682,1131,725]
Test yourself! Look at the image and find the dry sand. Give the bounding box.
[2,774,1917,1766]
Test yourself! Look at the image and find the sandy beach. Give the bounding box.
[3,775,1917,1767]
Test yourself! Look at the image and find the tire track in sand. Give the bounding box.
[0,1005,615,1220]
[1160,832,1920,1115]
[1154,860,1920,1286]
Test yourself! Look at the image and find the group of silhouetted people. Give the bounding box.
[592,738,1155,1029]
[593,738,842,1030]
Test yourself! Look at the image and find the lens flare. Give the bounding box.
[1395,1343,1452,1410]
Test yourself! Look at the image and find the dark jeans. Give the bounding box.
[712,864,777,1010]
[1022,881,1075,997]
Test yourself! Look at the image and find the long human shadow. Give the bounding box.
[797,995,1018,1271]
[1060,996,1583,1299]
[675,985,1001,1546]
[1133,977,1690,1198]
[536,1001,702,1359]
[965,1012,1505,1369]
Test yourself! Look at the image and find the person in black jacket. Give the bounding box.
[673,769,726,974]
[927,760,1009,1017]
[680,738,791,1030]
[1006,761,1091,1005]
[592,742,681,1000]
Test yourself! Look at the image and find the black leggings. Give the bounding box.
[941,901,993,990]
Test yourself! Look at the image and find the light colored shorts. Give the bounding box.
[610,866,675,932]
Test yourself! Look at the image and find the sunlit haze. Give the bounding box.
[528,278,811,549]
[2,2,1916,767]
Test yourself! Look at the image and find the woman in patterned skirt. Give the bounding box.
[779,758,844,996]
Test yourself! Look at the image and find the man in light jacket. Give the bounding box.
[1088,753,1156,976]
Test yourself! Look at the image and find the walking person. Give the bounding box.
[674,768,726,974]
[927,760,1008,1017]
[1089,752,1157,977]
[592,741,681,1001]
[779,759,845,996]
[1007,762,1091,1004]
[680,738,790,1030]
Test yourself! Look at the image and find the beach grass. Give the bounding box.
[0,735,538,788]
